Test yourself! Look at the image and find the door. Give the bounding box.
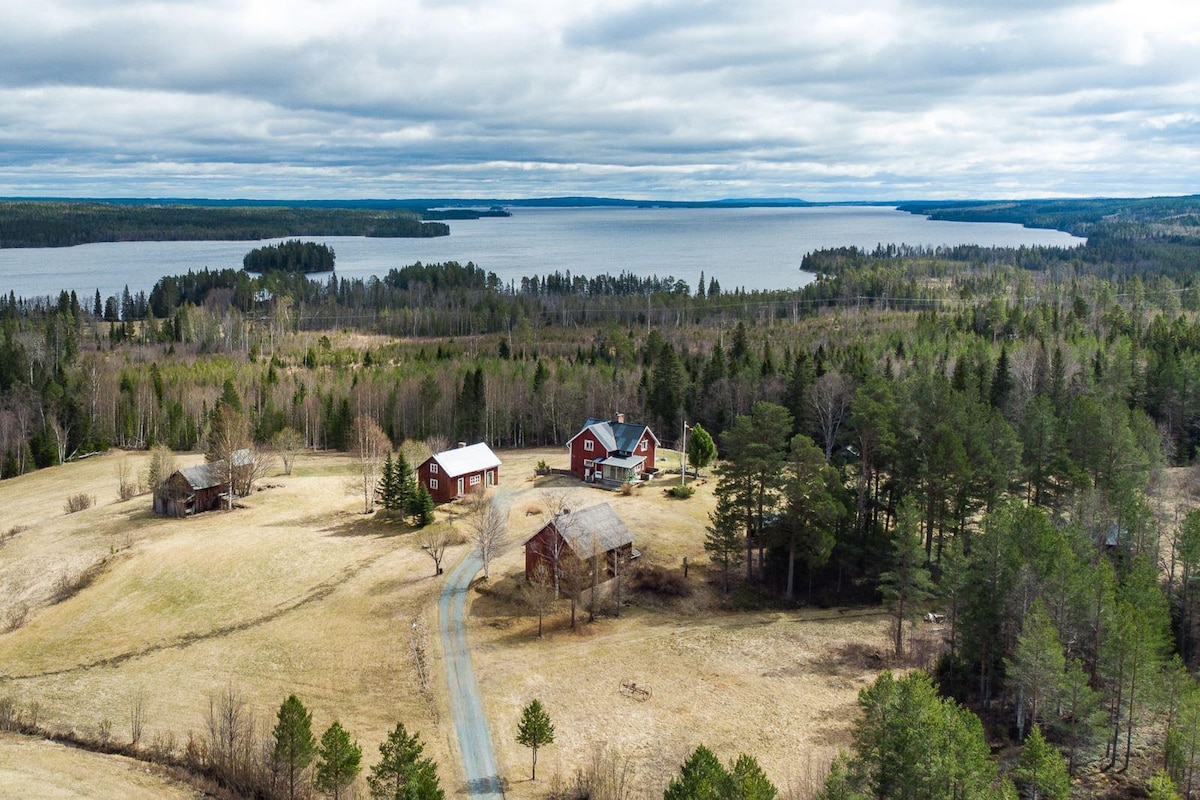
[486,469,495,486]
[457,477,464,496]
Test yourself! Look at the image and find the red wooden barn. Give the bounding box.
[418,442,501,503]
[565,414,658,485]
[524,502,637,583]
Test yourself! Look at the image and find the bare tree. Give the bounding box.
[272,427,304,476]
[144,444,177,503]
[810,371,854,463]
[540,489,580,597]
[419,523,450,576]
[523,563,556,638]
[207,684,257,790]
[348,414,391,513]
[462,486,509,580]
[48,416,71,465]
[206,404,251,511]
[116,458,139,501]
[129,687,145,748]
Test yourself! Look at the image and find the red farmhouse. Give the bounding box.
[418,442,501,503]
[566,414,658,485]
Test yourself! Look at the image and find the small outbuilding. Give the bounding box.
[524,502,637,584]
[154,449,254,517]
[418,442,501,503]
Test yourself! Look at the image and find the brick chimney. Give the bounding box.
[615,412,625,424]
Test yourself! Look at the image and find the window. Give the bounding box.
[583,459,594,468]
[430,478,439,490]
[639,439,647,451]
[470,474,481,486]
[430,463,439,474]
[584,439,594,452]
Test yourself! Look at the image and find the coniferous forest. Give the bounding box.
[6,197,1200,796]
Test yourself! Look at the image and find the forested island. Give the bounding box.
[6,194,1200,797]
[0,200,448,248]
[242,239,335,274]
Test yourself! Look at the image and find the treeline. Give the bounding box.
[243,240,335,274]
[0,201,448,248]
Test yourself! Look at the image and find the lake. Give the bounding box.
[0,205,1084,301]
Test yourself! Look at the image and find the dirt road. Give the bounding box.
[439,551,505,798]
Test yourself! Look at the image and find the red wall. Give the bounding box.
[417,460,499,503]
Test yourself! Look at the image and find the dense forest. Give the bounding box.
[242,240,336,274]
[5,195,1200,796]
[0,201,448,248]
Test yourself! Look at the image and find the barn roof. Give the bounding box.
[530,502,634,557]
[175,449,254,491]
[428,442,501,478]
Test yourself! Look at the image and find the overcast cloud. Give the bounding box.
[1,0,1198,200]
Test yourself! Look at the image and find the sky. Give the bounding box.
[3,0,1200,202]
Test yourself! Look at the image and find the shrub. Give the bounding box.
[64,493,95,514]
[50,561,105,604]
[4,603,29,633]
[668,484,695,499]
[635,564,692,598]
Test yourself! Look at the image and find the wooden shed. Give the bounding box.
[524,502,638,584]
[153,449,253,517]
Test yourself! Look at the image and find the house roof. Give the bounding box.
[428,442,501,478]
[527,502,634,557]
[175,449,254,491]
[597,454,645,470]
[567,417,658,454]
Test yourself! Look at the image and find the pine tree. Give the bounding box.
[1005,599,1065,739]
[515,699,555,780]
[367,723,443,800]
[1013,726,1069,800]
[315,721,362,800]
[878,499,934,659]
[663,745,728,800]
[272,694,317,800]
[728,753,778,800]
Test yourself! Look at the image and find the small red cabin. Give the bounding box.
[418,442,501,503]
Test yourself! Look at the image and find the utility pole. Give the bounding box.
[680,419,691,486]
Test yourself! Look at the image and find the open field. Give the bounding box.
[0,732,201,799]
[0,446,891,796]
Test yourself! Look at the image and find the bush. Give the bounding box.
[3,603,29,633]
[64,493,95,514]
[50,561,105,604]
[635,564,693,598]
[667,484,695,499]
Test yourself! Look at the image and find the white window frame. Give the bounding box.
[639,439,647,451]
[430,478,439,490]
[430,462,439,474]
[584,439,594,452]
[470,474,481,487]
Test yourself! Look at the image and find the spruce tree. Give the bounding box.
[395,451,415,518]
[380,453,398,513]
[663,745,728,800]
[409,484,435,528]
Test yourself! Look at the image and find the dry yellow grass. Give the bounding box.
[0,732,200,799]
[0,446,889,796]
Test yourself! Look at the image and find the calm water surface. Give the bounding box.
[0,206,1084,301]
